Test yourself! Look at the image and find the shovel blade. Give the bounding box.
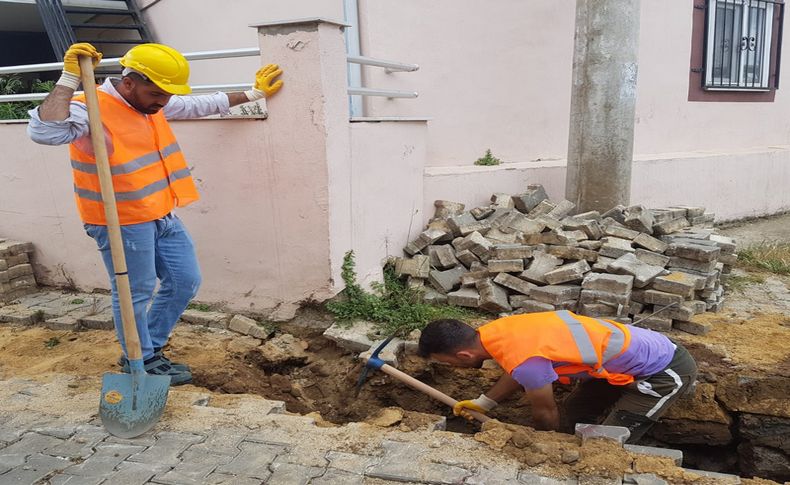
[99,371,170,438]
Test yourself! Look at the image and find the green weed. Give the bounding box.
[187,302,212,312]
[474,149,502,166]
[723,273,765,293]
[327,251,478,336]
[737,242,790,275]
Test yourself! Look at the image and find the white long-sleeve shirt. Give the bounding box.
[27,78,231,146]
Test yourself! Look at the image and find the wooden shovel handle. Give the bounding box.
[379,363,491,423]
[78,56,142,362]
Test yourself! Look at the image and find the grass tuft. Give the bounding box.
[737,242,790,275]
[327,251,478,336]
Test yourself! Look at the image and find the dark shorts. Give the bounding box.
[560,342,698,443]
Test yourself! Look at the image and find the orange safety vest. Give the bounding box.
[69,89,200,225]
[478,310,635,386]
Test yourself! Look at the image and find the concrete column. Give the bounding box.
[252,18,352,310]
[565,0,641,213]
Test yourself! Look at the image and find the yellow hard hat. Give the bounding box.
[120,43,191,95]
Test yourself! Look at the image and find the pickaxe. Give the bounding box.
[355,337,491,423]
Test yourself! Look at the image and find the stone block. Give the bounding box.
[582,273,633,293]
[7,263,33,280]
[229,315,258,336]
[366,441,471,484]
[470,206,495,220]
[671,205,706,218]
[491,244,533,260]
[578,240,603,251]
[718,253,738,265]
[8,275,36,291]
[563,218,603,240]
[456,231,492,261]
[681,468,741,484]
[5,253,29,267]
[0,304,41,325]
[494,273,535,296]
[447,288,480,308]
[433,200,465,220]
[624,444,683,465]
[518,472,579,484]
[632,233,668,254]
[0,240,34,258]
[668,257,717,274]
[608,253,665,288]
[634,249,670,267]
[633,313,672,332]
[455,249,480,268]
[323,320,380,352]
[575,423,630,445]
[44,315,81,331]
[592,256,615,273]
[580,290,630,307]
[510,298,556,313]
[428,266,468,294]
[531,285,582,305]
[521,251,564,284]
[180,309,231,329]
[487,259,525,273]
[709,234,737,253]
[490,192,515,209]
[527,199,556,218]
[428,246,459,270]
[545,260,591,285]
[628,301,644,316]
[602,218,640,239]
[423,287,448,305]
[539,229,581,246]
[642,290,684,306]
[623,206,655,234]
[495,211,546,235]
[623,474,668,485]
[477,279,512,313]
[667,242,720,262]
[547,200,576,219]
[215,441,285,480]
[512,184,548,213]
[545,245,599,262]
[578,302,619,317]
[651,272,706,298]
[460,269,490,287]
[79,311,114,330]
[599,237,635,259]
[555,300,579,311]
[653,217,691,236]
[485,228,520,244]
[662,302,703,322]
[673,318,712,335]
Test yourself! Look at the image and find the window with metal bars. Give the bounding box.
[703,0,784,90]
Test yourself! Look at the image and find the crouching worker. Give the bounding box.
[417,311,697,443]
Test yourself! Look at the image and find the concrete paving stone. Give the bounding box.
[180,309,231,329]
[545,260,591,285]
[43,315,82,331]
[0,426,28,444]
[667,242,721,262]
[633,313,673,332]
[433,200,466,220]
[30,425,76,440]
[476,279,512,313]
[681,468,741,483]
[268,462,326,485]
[591,256,615,273]
[599,237,635,259]
[429,266,469,294]
[520,252,564,285]
[673,318,712,336]
[203,472,264,484]
[510,297,555,312]
[642,290,683,306]
[0,240,33,258]
[107,461,171,485]
[667,257,717,274]
[513,184,549,213]
[5,291,58,309]
[578,240,603,251]
[485,228,521,245]
[49,474,105,485]
[624,444,682,466]
[470,206,495,221]
[325,451,381,475]
[360,339,405,367]
[602,219,640,240]
[460,269,490,287]
[366,441,471,484]
[465,463,519,484]
[651,272,706,298]
[531,285,582,306]
[493,273,535,296]
[623,206,655,234]
[104,433,158,447]
[653,217,690,236]
[45,425,109,458]
[312,468,365,485]
[61,443,146,477]
[185,429,249,457]
[1,453,73,484]
[575,424,630,445]
[323,320,381,353]
[578,476,622,485]
[608,254,665,288]
[429,246,460,270]
[396,255,431,279]
[526,200,556,218]
[547,200,576,219]
[78,310,115,330]
[579,290,630,307]
[447,288,481,308]
[215,441,286,479]
[0,432,64,468]
[127,431,204,466]
[455,249,480,268]
[273,444,330,468]
[632,233,668,254]
[622,473,668,485]
[633,249,670,268]
[487,259,524,273]
[0,304,41,325]
[153,449,234,485]
[517,471,579,484]
[545,245,599,263]
[491,244,533,260]
[28,295,98,319]
[582,273,633,294]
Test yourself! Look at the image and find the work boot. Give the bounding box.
[118,348,190,373]
[119,355,192,386]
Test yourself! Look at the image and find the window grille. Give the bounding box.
[704,0,785,90]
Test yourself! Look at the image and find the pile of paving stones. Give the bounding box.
[0,239,37,302]
[394,184,737,335]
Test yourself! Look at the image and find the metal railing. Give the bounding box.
[0,47,419,104]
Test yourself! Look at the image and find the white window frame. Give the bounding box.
[705,0,775,90]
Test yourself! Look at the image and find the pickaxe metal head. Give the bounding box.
[354,336,394,397]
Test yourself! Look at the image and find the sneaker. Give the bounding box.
[120,355,192,386]
[118,349,190,373]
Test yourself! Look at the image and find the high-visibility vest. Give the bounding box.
[478,310,635,386]
[69,90,200,225]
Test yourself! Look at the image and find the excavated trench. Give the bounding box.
[191,324,790,483]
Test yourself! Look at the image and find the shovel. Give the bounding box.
[79,56,170,438]
[357,338,491,423]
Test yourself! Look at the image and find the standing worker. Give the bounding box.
[418,311,697,443]
[28,43,284,385]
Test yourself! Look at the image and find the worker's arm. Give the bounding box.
[164,64,283,119]
[29,43,100,145]
[526,383,560,431]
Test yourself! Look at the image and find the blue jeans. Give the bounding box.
[84,213,202,360]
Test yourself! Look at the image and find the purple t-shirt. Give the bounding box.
[510,325,676,390]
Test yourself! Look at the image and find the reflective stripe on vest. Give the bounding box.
[69,89,199,225]
[478,311,635,386]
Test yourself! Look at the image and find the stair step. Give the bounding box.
[71,23,144,30]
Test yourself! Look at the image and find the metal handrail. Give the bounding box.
[0,47,419,101]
